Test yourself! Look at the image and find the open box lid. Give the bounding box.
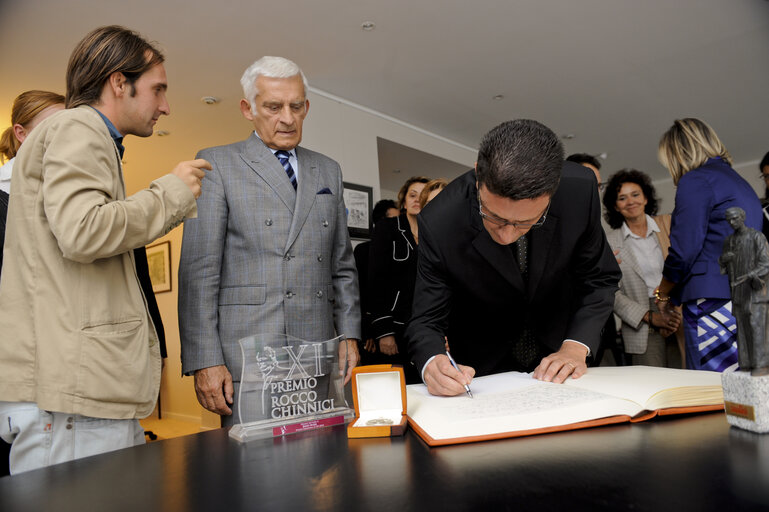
[351,364,407,417]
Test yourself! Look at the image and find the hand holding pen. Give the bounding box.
[445,351,473,398]
[422,351,476,397]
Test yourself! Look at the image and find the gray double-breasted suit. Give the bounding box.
[178,133,360,383]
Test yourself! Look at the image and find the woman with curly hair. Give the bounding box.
[603,169,682,367]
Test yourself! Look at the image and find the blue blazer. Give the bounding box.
[664,157,761,303]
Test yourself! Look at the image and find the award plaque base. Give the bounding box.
[722,371,769,433]
[229,407,355,442]
[229,333,355,442]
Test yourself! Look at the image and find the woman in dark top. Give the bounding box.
[368,176,428,382]
[353,199,398,365]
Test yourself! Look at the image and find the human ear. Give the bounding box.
[240,99,254,121]
[108,72,128,97]
[12,124,27,144]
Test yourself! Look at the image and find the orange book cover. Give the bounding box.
[406,366,724,447]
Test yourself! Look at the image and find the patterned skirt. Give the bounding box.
[681,298,739,372]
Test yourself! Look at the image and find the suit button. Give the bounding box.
[316,290,323,298]
[317,255,323,262]
[322,220,329,227]
[285,291,294,299]
[265,219,273,226]
[284,254,291,261]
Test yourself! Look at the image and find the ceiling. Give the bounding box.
[1,0,768,188]
[377,138,470,194]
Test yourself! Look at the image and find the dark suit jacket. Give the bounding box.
[663,157,762,304]
[0,190,7,272]
[405,165,620,377]
[0,189,7,477]
[368,213,419,344]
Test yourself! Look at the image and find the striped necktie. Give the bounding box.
[275,150,297,190]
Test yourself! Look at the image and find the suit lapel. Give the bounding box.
[285,147,318,251]
[615,232,644,279]
[239,134,297,214]
[527,213,557,299]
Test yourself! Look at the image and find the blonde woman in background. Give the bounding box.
[0,90,63,477]
[419,178,448,209]
[0,90,65,193]
[655,118,762,371]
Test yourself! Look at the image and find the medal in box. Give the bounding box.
[347,364,408,438]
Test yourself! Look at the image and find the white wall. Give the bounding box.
[302,89,476,200]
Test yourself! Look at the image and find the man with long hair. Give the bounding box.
[0,26,209,474]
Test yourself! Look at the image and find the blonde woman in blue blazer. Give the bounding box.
[655,119,762,371]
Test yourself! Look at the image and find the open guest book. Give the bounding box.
[406,366,725,446]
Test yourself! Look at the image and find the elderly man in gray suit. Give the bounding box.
[178,56,360,425]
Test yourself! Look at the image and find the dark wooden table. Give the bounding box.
[1,411,767,511]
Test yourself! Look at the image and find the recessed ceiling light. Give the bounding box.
[201,96,220,105]
[561,134,575,140]
[598,152,608,160]
[156,130,170,137]
[361,21,376,31]
[493,95,504,101]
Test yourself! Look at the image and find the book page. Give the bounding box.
[563,366,723,409]
[407,372,642,441]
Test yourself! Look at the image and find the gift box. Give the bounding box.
[347,364,408,438]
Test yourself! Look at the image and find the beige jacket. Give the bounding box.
[0,106,196,419]
[607,215,672,354]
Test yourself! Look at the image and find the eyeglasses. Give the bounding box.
[760,173,769,181]
[477,191,550,230]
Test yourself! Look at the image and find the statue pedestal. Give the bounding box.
[722,371,769,433]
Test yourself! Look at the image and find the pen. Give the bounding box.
[445,351,473,398]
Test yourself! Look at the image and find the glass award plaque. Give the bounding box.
[229,333,355,442]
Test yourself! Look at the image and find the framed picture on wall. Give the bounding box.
[146,241,172,293]
[343,182,373,239]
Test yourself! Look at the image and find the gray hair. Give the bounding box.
[240,56,308,114]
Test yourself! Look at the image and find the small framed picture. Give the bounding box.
[146,241,172,293]
[343,182,373,239]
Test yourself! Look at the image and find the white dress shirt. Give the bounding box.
[622,215,664,297]
[0,157,14,194]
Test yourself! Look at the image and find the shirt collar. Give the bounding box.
[621,214,660,240]
[90,107,125,158]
